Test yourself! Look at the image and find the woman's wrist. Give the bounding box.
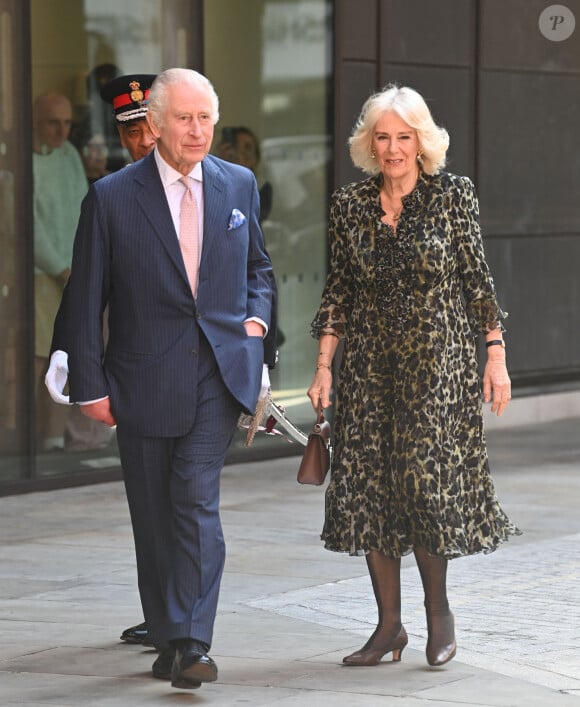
[486,351,506,364]
[485,335,506,362]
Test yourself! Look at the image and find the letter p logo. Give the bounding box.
[539,4,576,41]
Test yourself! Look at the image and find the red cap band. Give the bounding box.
[112,88,150,110]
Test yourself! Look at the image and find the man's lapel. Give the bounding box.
[200,156,226,271]
[133,153,189,285]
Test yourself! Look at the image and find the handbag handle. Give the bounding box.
[314,401,331,448]
[297,401,332,485]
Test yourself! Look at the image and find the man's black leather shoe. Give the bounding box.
[120,622,152,646]
[171,640,217,690]
[152,646,179,681]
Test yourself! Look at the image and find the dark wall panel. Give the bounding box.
[334,61,377,188]
[480,0,580,72]
[478,71,580,236]
[485,236,580,381]
[333,0,580,389]
[381,0,474,65]
[336,0,377,60]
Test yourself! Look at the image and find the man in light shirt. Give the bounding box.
[55,68,275,690]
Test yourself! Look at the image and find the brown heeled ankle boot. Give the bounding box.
[426,610,456,666]
[342,625,408,666]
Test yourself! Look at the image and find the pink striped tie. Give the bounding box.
[179,176,199,297]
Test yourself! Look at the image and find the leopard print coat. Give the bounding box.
[311,171,520,559]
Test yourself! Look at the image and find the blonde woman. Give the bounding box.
[308,85,519,668]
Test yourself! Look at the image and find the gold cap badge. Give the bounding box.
[129,81,144,103]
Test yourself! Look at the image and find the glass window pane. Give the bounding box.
[478,0,580,236]
[29,0,167,479]
[205,0,333,453]
[0,1,32,485]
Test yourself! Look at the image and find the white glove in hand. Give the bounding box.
[44,350,71,404]
[259,363,271,400]
[244,365,272,446]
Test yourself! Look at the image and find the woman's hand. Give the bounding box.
[308,333,338,411]
[483,358,511,417]
[307,367,333,411]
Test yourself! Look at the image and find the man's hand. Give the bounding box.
[244,320,265,337]
[80,398,116,427]
[44,350,71,404]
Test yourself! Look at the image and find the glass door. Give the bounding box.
[0,0,34,486]
[27,0,196,483]
[204,0,333,456]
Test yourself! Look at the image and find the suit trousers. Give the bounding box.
[116,331,241,649]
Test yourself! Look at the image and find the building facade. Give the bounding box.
[0,0,579,493]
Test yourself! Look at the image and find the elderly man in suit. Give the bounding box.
[61,68,275,691]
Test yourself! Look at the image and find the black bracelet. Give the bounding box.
[486,339,505,349]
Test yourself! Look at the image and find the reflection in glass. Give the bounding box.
[206,0,333,444]
[31,92,110,453]
[0,12,15,447]
[1,11,13,131]
[1,4,31,482]
[29,0,163,475]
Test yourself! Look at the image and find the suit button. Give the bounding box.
[191,349,198,355]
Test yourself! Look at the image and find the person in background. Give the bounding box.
[70,63,124,172]
[217,126,284,350]
[307,84,519,669]
[80,133,110,183]
[45,73,157,648]
[32,92,88,451]
[100,73,158,163]
[216,126,273,223]
[58,68,274,690]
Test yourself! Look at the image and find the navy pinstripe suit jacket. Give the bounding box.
[64,151,274,437]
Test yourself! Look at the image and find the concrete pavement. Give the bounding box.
[0,416,579,706]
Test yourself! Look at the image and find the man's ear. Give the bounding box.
[146,113,161,139]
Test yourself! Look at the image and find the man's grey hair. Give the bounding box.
[147,68,220,127]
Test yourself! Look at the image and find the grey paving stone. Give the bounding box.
[0,417,578,705]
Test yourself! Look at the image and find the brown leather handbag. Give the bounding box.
[297,403,331,485]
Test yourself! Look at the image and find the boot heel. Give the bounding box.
[391,645,404,662]
[343,625,408,666]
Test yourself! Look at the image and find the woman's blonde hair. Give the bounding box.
[349,84,449,175]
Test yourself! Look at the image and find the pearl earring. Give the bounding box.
[370,149,376,159]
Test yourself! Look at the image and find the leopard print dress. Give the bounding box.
[311,171,520,559]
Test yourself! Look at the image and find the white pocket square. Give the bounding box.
[228,209,246,230]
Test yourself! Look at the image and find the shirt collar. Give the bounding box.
[153,147,204,188]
